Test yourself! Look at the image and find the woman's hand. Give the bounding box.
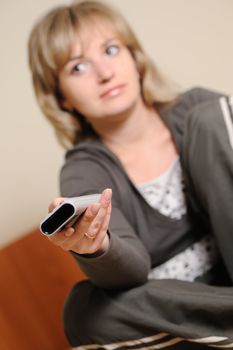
[47,188,112,255]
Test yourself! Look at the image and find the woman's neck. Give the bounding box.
[90,98,163,151]
[89,98,178,185]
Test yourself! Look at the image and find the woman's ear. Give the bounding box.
[61,98,73,111]
[55,85,73,112]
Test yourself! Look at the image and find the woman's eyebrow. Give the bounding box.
[67,54,83,63]
[101,37,118,47]
[62,54,83,72]
[65,37,119,66]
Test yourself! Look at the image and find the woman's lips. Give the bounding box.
[100,84,125,99]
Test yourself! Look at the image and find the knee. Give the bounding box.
[63,279,95,345]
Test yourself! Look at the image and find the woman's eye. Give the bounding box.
[106,45,119,56]
[72,62,87,74]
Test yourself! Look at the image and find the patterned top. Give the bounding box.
[138,158,219,281]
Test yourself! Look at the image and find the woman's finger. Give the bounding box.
[47,189,112,254]
[80,202,101,226]
[48,228,72,245]
[91,202,112,249]
[77,189,112,239]
[63,201,112,253]
[56,202,101,250]
[86,190,112,238]
[48,197,66,212]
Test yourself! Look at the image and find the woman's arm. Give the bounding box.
[72,204,151,290]
[48,191,150,290]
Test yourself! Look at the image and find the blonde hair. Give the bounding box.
[28,0,178,149]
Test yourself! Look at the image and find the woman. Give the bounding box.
[28,1,233,349]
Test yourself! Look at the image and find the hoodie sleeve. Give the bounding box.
[182,94,233,282]
[60,155,151,290]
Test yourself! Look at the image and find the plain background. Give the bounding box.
[1,0,232,247]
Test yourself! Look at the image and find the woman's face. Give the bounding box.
[58,20,141,123]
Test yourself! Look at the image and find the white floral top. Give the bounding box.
[138,158,219,282]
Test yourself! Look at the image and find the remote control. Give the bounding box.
[40,193,101,236]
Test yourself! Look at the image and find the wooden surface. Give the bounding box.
[0,229,86,350]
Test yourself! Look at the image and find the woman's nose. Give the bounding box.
[94,60,114,83]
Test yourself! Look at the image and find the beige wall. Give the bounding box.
[1,0,232,247]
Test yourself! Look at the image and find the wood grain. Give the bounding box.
[0,229,86,350]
